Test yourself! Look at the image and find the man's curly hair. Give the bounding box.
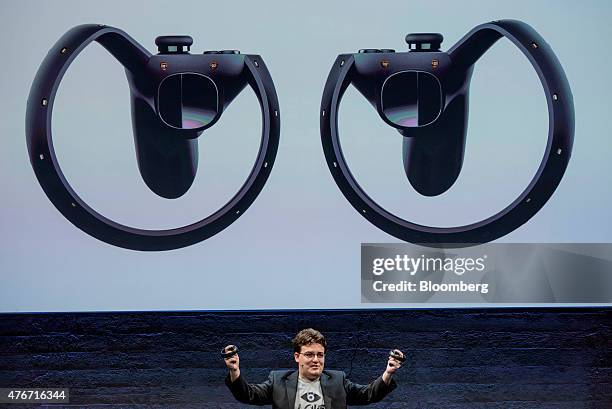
[292,328,327,353]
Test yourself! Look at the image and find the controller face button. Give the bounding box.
[381,71,442,127]
[158,73,219,129]
[155,35,194,54]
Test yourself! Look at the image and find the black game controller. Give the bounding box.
[321,20,574,245]
[221,345,239,359]
[26,25,280,251]
[389,349,406,363]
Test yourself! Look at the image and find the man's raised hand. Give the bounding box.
[222,345,241,381]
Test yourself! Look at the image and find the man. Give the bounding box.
[223,328,403,408]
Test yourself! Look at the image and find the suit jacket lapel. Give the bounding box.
[320,372,333,409]
[286,370,298,408]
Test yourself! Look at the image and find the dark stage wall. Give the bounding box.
[0,309,611,408]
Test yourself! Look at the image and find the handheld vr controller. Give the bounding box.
[389,349,406,363]
[26,25,280,251]
[221,345,239,359]
[320,20,574,245]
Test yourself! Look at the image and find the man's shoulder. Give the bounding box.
[321,370,346,379]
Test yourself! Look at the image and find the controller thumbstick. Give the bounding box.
[405,33,443,52]
[155,35,194,54]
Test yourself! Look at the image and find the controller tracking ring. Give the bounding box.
[320,20,574,246]
[26,25,280,251]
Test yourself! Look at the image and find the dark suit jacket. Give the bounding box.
[225,369,397,408]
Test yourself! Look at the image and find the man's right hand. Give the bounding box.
[223,345,240,382]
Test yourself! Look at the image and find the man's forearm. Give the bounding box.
[382,371,393,385]
[229,369,241,382]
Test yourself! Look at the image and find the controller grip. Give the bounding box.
[401,92,468,196]
[130,95,199,199]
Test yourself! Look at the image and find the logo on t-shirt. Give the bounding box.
[301,392,321,403]
[298,392,324,408]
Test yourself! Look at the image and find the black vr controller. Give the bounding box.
[26,25,280,251]
[221,345,239,359]
[321,20,574,245]
[389,349,406,363]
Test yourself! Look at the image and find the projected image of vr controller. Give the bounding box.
[320,19,574,245]
[26,25,280,251]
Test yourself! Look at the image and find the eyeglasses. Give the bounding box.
[300,352,325,360]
